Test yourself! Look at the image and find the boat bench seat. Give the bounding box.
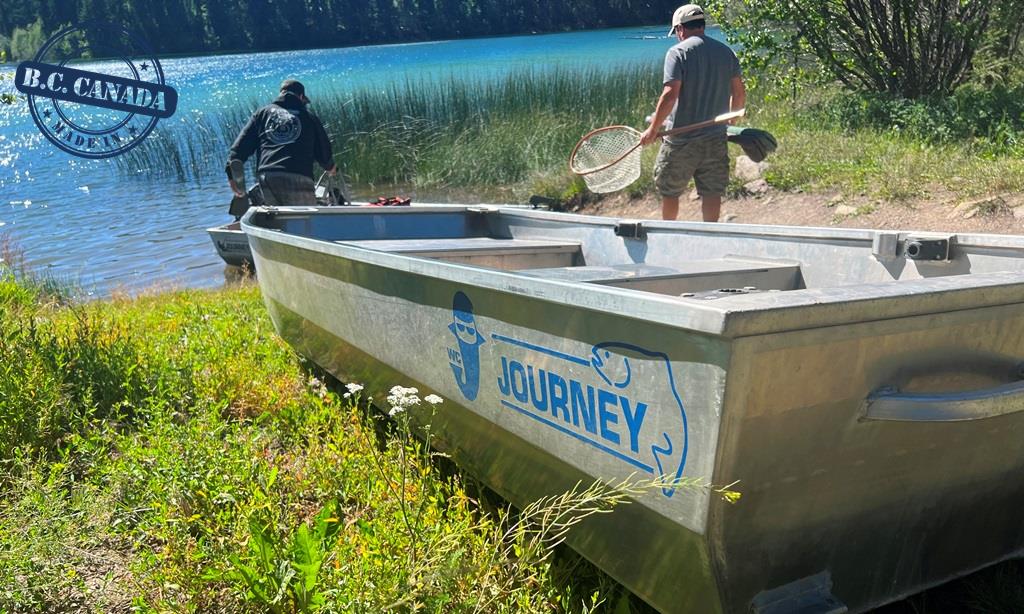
[519,258,803,295]
[338,237,583,270]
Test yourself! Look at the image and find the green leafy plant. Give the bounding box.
[212,500,342,613]
[1,50,17,105]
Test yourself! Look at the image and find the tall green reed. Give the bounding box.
[116,64,660,195]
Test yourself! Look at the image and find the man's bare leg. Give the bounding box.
[662,195,680,220]
[701,194,722,222]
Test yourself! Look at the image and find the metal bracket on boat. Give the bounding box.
[871,232,900,260]
[750,571,848,614]
[614,221,647,240]
[904,235,954,261]
[253,205,279,218]
[681,287,767,300]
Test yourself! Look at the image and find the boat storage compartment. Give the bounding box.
[338,237,583,270]
[520,257,803,295]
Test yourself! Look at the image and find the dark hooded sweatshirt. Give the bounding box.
[225,91,335,180]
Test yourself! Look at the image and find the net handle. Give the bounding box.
[570,109,746,177]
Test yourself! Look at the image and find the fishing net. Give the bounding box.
[569,126,643,194]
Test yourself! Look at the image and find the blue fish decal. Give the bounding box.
[590,342,689,497]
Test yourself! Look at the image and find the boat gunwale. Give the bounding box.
[241,206,1024,337]
[250,204,1024,250]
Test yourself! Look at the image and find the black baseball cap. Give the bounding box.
[280,79,306,97]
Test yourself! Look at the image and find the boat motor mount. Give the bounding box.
[905,237,952,261]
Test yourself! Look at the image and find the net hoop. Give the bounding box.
[568,125,643,176]
[568,110,747,194]
[569,125,644,194]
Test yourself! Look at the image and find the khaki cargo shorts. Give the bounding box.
[654,136,729,198]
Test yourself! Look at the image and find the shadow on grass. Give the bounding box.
[877,559,1024,614]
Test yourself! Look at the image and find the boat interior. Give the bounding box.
[249,206,1024,300]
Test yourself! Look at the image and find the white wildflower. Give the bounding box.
[386,385,424,417]
[345,383,364,394]
[424,394,443,405]
[307,375,329,400]
[387,385,421,408]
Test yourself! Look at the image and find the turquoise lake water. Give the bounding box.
[0,26,719,295]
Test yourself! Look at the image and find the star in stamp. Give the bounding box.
[13,22,178,160]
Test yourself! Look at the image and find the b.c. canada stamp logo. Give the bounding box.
[14,22,178,159]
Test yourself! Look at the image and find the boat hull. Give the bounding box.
[245,206,1024,613]
[207,222,251,268]
[262,293,722,612]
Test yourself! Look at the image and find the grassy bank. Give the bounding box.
[117,66,1024,208]
[5,251,1024,612]
[744,88,1024,203]
[0,260,656,612]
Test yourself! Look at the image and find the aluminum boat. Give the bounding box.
[242,204,1024,613]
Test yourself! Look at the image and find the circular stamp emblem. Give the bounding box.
[13,22,178,159]
[265,106,302,145]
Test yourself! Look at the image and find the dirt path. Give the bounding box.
[581,188,1024,235]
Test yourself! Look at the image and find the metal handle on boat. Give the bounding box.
[864,381,1024,422]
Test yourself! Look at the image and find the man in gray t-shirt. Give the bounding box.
[640,4,745,222]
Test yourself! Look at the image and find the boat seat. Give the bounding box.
[338,237,582,270]
[519,258,803,295]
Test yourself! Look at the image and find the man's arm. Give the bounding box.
[226,110,261,195]
[730,76,746,119]
[312,115,337,175]
[640,80,681,146]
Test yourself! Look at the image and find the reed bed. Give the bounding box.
[116,64,661,198]
[115,63,1024,206]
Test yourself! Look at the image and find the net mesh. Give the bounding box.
[570,126,643,194]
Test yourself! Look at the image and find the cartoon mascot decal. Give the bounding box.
[448,291,485,401]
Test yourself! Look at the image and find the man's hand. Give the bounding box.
[229,179,244,197]
[640,124,661,147]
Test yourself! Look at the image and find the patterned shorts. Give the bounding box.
[259,171,317,206]
[654,136,729,198]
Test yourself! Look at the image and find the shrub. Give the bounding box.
[814,83,1024,156]
[721,0,1001,99]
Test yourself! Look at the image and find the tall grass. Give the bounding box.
[116,64,661,199]
[749,90,1024,201]
[0,262,741,612]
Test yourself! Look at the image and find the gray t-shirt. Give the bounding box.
[663,35,741,144]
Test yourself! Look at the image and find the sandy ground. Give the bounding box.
[579,186,1024,235]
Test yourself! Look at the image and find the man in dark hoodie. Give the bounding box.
[226,79,336,206]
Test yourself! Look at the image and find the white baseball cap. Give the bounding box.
[670,4,706,34]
